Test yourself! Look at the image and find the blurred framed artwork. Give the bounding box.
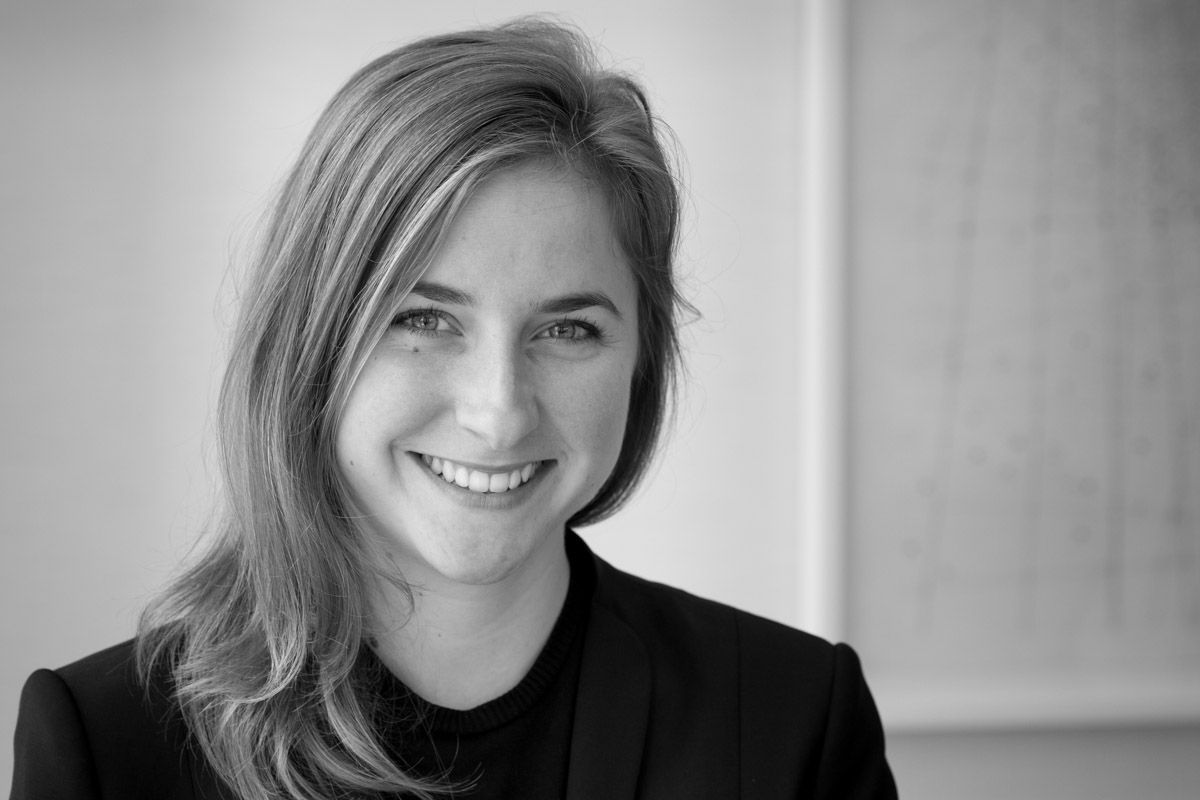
[830,0,1200,729]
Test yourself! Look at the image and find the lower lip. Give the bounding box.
[411,453,550,509]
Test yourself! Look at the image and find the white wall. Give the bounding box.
[0,0,802,786]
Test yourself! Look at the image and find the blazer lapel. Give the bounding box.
[565,602,652,799]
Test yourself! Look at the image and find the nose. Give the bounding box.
[453,340,539,451]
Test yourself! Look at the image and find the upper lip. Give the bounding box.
[413,452,546,472]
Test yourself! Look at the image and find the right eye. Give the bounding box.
[392,308,449,335]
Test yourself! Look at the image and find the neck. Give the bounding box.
[368,535,570,710]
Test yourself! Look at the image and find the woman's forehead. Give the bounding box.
[407,163,635,308]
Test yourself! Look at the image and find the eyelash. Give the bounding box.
[391,308,606,344]
[392,307,451,337]
[538,317,605,344]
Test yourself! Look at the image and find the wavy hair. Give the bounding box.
[137,18,686,799]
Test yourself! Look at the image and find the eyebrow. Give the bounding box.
[410,282,623,319]
[410,282,472,306]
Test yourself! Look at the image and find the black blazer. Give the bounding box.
[12,537,898,799]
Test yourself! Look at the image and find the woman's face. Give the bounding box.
[336,163,639,587]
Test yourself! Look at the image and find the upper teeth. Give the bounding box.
[421,454,539,494]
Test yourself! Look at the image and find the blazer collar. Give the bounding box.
[565,538,653,799]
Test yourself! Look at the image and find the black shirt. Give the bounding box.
[367,539,595,799]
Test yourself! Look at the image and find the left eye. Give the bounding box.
[540,321,592,341]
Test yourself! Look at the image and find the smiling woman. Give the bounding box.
[10,18,895,800]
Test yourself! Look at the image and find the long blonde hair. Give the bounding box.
[137,19,685,798]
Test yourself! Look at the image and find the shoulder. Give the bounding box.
[585,546,845,726]
[12,640,206,799]
[589,547,836,672]
[50,639,181,745]
[52,639,152,711]
[583,545,897,798]
[17,641,146,748]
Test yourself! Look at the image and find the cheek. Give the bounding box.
[593,383,633,445]
[339,350,445,432]
[334,358,418,475]
[333,406,380,500]
[335,370,382,473]
[552,361,634,472]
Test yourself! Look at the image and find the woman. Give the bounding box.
[12,20,896,799]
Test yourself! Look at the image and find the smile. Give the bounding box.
[419,453,542,494]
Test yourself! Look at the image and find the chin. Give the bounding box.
[417,528,560,587]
